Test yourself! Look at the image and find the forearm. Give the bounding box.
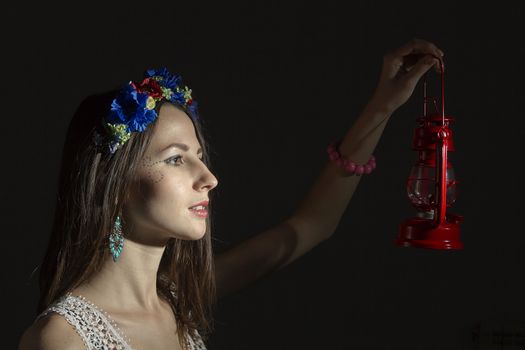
[288,101,393,243]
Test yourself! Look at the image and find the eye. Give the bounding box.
[166,155,184,166]
[166,155,204,166]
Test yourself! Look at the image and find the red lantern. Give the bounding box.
[396,62,464,250]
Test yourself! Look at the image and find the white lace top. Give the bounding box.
[35,293,207,350]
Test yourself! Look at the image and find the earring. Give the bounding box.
[109,215,124,262]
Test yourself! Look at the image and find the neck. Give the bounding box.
[74,238,169,313]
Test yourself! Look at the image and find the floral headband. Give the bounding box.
[93,67,199,154]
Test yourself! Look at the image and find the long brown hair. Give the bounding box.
[37,89,216,346]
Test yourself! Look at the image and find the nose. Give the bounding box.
[194,165,219,192]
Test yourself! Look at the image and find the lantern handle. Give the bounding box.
[421,57,448,227]
[422,57,446,127]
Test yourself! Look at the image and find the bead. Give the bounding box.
[326,139,376,176]
[329,152,339,161]
[345,162,356,172]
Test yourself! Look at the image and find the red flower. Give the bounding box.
[137,78,163,99]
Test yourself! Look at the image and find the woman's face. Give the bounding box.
[123,103,218,245]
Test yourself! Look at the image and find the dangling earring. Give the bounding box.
[109,215,124,262]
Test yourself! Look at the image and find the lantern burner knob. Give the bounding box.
[437,127,449,139]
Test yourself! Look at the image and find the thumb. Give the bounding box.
[402,55,439,84]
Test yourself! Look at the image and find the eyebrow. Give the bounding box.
[162,143,203,155]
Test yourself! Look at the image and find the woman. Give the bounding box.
[18,38,444,349]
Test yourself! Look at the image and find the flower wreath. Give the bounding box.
[93,67,199,154]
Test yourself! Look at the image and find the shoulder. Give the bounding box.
[17,313,85,350]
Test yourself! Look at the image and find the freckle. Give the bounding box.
[153,173,164,183]
[149,168,164,183]
[141,156,163,182]
[142,156,155,168]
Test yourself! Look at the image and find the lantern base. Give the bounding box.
[396,213,464,250]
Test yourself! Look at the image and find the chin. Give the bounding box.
[186,230,207,241]
[179,234,206,241]
[167,215,207,240]
[171,227,207,241]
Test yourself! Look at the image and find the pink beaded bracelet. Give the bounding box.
[327,140,376,175]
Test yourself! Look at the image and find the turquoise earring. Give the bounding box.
[109,215,124,262]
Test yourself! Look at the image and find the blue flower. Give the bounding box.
[107,82,158,133]
[170,90,187,106]
[145,67,181,91]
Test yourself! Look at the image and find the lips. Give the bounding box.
[189,207,208,218]
[189,200,209,209]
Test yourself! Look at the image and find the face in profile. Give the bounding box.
[123,103,218,246]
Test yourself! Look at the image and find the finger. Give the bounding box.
[434,58,445,73]
[401,55,439,83]
[392,38,444,60]
[404,53,444,74]
[394,38,444,57]
[382,42,444,79]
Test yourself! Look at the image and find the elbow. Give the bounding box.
[319,223,337,241]
[323,227,337,241]
[286,215,336,243]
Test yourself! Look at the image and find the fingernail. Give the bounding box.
[438,50,444,56]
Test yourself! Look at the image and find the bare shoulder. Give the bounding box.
[18,313,85,350]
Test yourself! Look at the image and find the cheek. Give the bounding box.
[131,158,186,216]
[142,156,164,184]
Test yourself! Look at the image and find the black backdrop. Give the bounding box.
[3,1,523,349]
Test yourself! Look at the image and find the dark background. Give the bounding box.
[3,1,523,349]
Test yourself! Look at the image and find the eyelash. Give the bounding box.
[166,155,204,167]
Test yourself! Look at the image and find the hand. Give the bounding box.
[367,38,445,115]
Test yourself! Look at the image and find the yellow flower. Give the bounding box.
[146,96,156,110]
[107,123,131,143]
[161,87,173,100]
[176,86,193,102]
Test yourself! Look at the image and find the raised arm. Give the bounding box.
[215,39,445,298]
